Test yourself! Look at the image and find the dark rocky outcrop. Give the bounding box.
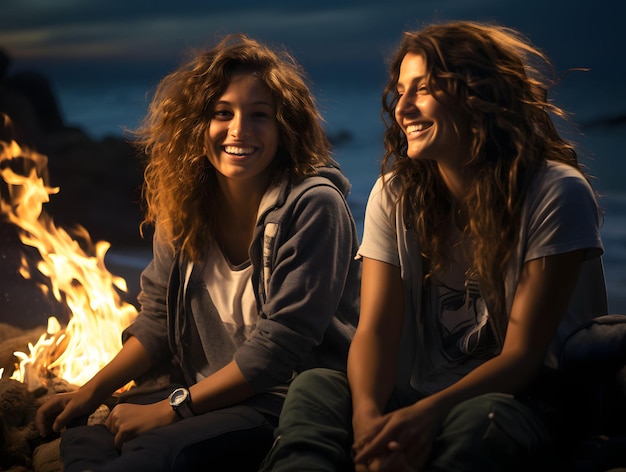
[0,47,147,249]
[1,49,150,323]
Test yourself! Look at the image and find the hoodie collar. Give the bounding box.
[255,163,351,224]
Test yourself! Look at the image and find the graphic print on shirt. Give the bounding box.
[435,277,498,363]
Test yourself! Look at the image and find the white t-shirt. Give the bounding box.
[187,245,257,382]
[357,161,606,395]
[204,245,257,332]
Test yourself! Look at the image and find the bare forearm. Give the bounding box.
[429,349,542,414]
[81,335,152,399]
[188,360,255,414]
[348,329,398,417]
[350,258,405,418]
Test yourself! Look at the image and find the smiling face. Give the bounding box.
[395,53,471,170]
[204,72,279,188]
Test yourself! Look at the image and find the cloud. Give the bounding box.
[1,0,622,77]
[1,1,465,63]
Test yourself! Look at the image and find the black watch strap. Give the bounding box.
[174,399,195,419]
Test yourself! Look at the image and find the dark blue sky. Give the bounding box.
[1,0,623,96]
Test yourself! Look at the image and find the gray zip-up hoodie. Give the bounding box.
[122,165,361,396]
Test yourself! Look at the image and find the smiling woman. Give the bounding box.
[259,20,618,472]
[33,34,361,472]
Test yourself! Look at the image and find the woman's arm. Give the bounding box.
[431,249,585,408]
[188,360,255,412]
[236,184,359,390]
[103,357,255,447]
[354,249,585,469]
[348,257,404,448]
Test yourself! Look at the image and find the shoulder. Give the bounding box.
[522,160,602,257]
[530,161,594,194]
[288,174,348,207]
[263,174,354,231]
[374,171,403,194]
[364,172,403,215]
[525,161,598,212]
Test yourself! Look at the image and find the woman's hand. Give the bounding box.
[35,388,101,437]
[352,409,414,471]
[353,397,446,472]
[352,407,387,461]
[35,336,154,439]
[105,400,176,448]
[353,410,394,472]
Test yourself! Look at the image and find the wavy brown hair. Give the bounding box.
[381,21,585,338]
[132,34,332,262]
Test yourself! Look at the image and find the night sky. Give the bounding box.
[1,1,623,99]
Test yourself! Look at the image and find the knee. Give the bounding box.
[446,393,511,431]
[280,368,351,427]
[445,392,547,442]
[287,368,349,405]
[432,393,550,471]
[291,368,346,389]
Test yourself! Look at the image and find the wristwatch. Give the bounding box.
[168,387,195,419]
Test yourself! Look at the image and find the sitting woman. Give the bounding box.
[35,34,361,472]
[259,20,608,472]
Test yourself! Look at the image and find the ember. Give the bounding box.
[0,117,137,392]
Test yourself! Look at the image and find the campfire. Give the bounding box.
[0,115,138,471]
[0,131,138,389]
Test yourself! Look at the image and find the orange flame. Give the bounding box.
[1,136,137,391]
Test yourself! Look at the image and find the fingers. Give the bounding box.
[105,407,137,449]
[378,451,409,472]
[113,429,131,450]
[52,407,70,433]
[105,409,120,447]
[354,429,391,461]
[35,395,66,437]
[104,408,115,433]
[34,402,53,437]
[354,433,427,472]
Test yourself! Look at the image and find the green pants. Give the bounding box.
[259,368,554,472]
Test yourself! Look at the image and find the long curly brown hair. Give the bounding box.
[132,34,332,262]
[381,21,586,337]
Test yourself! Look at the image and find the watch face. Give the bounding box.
[170,388,188,407]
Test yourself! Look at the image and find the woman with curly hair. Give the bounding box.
[260,21,607,471]
[35,34,360,471]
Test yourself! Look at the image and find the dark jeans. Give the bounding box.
[259,368,554,472]
[61,388,276,472]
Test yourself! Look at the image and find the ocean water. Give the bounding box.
[54,80,626,315]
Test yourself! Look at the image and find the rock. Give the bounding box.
[0,48,149,250]
[0,378,45,471]
[31,438,62,472]
[0,371,112,472]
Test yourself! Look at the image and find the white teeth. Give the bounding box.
[406,123,425,134]
[224,146,255,155]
